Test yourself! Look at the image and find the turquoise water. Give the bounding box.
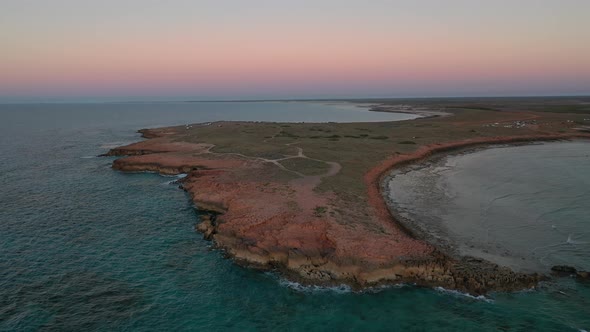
[1,102,589,331]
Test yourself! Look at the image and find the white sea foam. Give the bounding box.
[158,173,187,178]
[277,278,352,294]
[434,287,494,303]
[161,173,188,185]
[80,156,96,159]
[271,273,408,294]
[275,274,495,299]
[565,234,589,245]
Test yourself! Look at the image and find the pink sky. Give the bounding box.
[1,0,589,100]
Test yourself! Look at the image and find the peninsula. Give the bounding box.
[106,98,590,295]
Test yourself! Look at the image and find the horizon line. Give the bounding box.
[1,94,590,104]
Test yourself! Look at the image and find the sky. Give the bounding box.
[1,0,590,101]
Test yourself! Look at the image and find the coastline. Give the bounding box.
[368,104,451,119]
[104,104,590,295]
[377,137,590,269]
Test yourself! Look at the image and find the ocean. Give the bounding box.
[1,102,588,331]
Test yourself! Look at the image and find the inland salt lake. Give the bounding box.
[0,101,588,331]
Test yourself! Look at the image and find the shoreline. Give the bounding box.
[368,104,451,119]
[378,137,590,272]
[367,134,590,239]
[104,104,590,295]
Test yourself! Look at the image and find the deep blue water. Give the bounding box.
[1,102,589,331]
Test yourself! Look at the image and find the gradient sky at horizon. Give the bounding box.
[1,0,590,101]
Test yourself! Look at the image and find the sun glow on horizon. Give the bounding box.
[1,0,590,101]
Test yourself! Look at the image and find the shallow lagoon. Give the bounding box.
[1,102,589,331]
[386,141,590,274]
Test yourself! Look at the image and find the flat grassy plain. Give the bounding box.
[168,98,590,215]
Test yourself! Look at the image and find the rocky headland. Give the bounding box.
[105,104,590,295]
